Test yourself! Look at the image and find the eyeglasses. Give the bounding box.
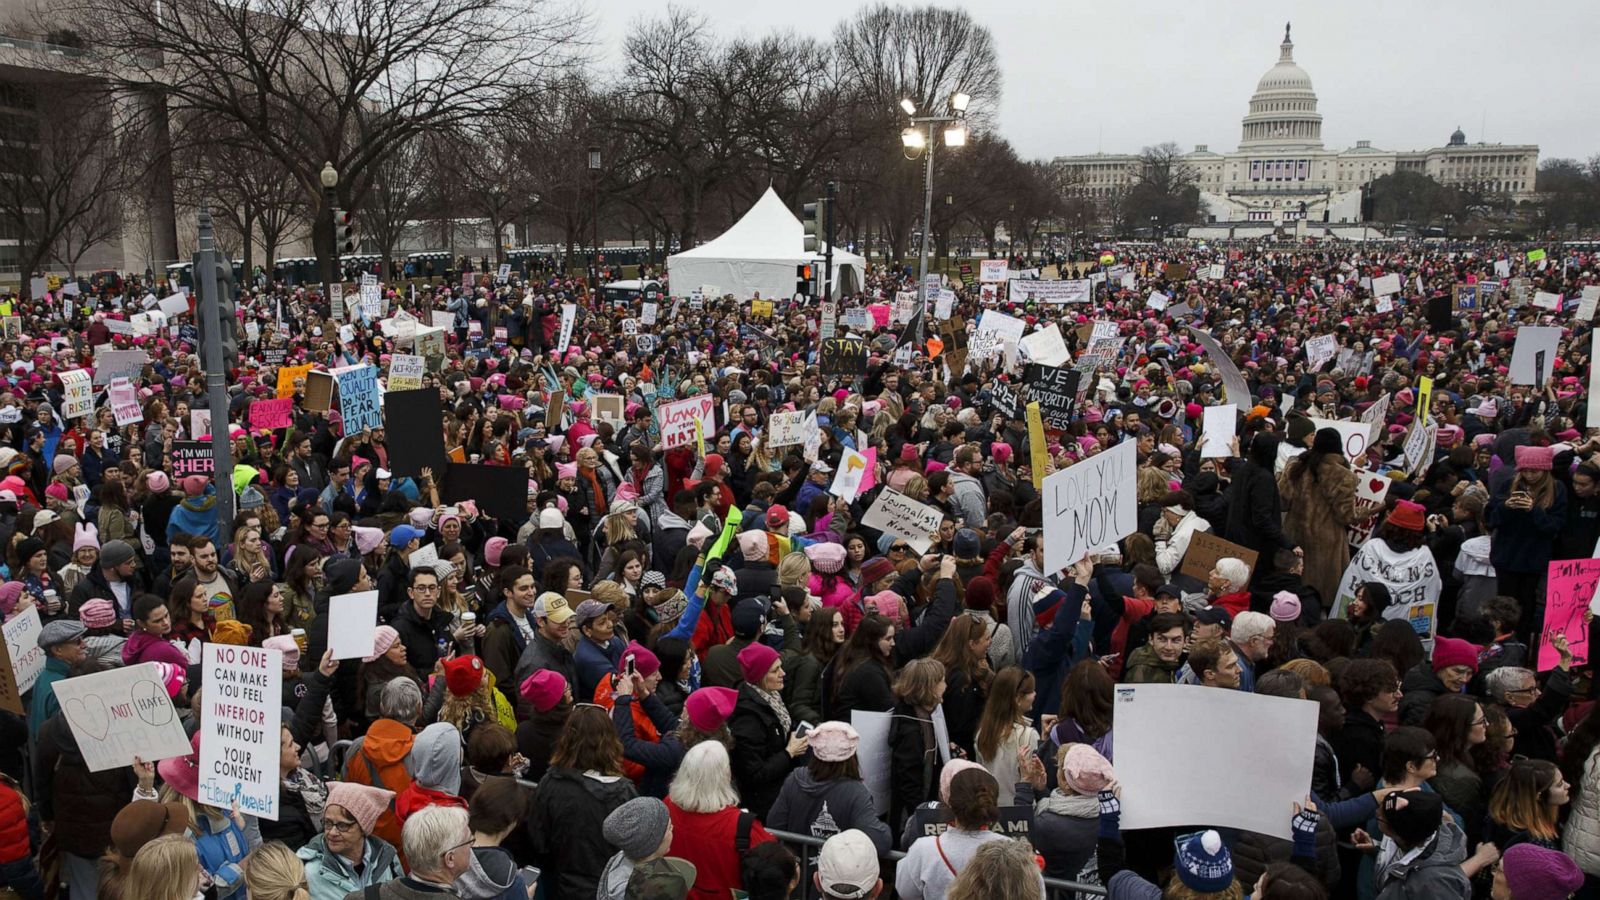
[325,818,359,833]
[1507,685,1540,696]
[890,545,909,553]
[411,584,441,594]
[1471,717,1487,727]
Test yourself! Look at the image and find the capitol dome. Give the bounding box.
[1239,23,1324,151]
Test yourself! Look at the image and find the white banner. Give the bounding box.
[1200,405,1236,459]
[978,259,1008,283]
[1371,273,1401,296]
[1009,279,1091,304]
[1042,439,1137,575]
[199,644,283,818]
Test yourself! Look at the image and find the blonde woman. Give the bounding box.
[123,834,202,900]
[776,552,812,595]
[946,836,1045,900]
[230,525,274,585]
[244,841,309,900]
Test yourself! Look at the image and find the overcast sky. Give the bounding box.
[586,0,1600,164]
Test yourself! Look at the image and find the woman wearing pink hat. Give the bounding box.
[1487,444,1567,633]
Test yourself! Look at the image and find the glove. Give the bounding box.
[1292,807,1320,838]
[1098,789,1121,819]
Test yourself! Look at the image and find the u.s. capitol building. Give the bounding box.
[1053,24,1539,238]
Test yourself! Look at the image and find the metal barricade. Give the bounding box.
[762,827,1106,898]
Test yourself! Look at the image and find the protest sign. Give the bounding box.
[841,307,873,331]
[1453,284,1479,311]
[975,309,1027,348]
[1304,335,1338,372]
[1371,273,1401,296]
[1205,263,1226,280]
[382,389,449,477]
[766,410,806,447]
[861,489,944,554]
[159,295,191,318]
[109,379,144,427]
[60,369,93,419]
[93,349,148,386]
[1527,248,1547,262]
[979,259,1007,283]
[1180,531,1260,582]
[990,380,1021,418]
[1114,684,1316,839]
[1030,366,1081,430]
[1577,286,1600,321]
[328,591,380,660]
[592,394,625,428]
[907,805,1033,841]
[1534,291,1563,311]
[1010,279,1091,304]
[431,311,454,330]
[852,709,892,813]
[657,395,716,450]
[1184,326,1251,406]
[1509,326,1561,386]
[276,364,312,399]
[1019,324,1070,367]
[1402,421,1437,476]
[4,606,44,696]
[248,398,293,430]
[891,293,915,324]
[641,302,658,325]
[302,371,334,412]
[170,442,214,477]
[199,644,282,818]
[1540,559,1600,671]
[334,365,383,433]
[557,303,576,353]
[0,618,20,714]
[829,447,871,503]
[868,304,890,328]
[1308,418,1373,462]
[388,354,425,391]
[1041,439,1137,575]
[818,337,868,377]
[53,662,192,772]
[359,275,382,320]
[1145,290,1169,311]
[190,409,212,439]
[1200,404,1237,458]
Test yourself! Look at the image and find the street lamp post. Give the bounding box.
[1150,215,1159,242]
[587,147,601,289]
[320,161,338,294]
[901,92,970,336]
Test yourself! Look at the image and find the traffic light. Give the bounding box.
[192,253,238,362]
[802,199,824,253]
[796,264,814,297]
[333,208,357,254]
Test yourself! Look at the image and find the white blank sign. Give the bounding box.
[1114,684,1317,838]
[328,591,380,660]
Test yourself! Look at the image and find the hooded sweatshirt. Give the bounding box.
[395,722,467,824]
[455,846,527,900]
[1373,817,1472,899]
[340,718,416,852]
[765,769,894,855]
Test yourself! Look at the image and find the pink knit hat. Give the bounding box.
[73,522,98,553]
[362,625,400,663]
[939,759,984,804]
[325,782,395,835]
[519,669,567,713]
[146,471,170,494]
[157,732,202,801]
[684,686,738,732]
[1270,591,1302,623]
[1514,444,1554,471]
[483,537,509,567]
[737,642,780,685]
[1061,743,1115,795]
[805,542,846,574]
[352,526,384,556]
[78,598,117,629]
[0,582,23,619]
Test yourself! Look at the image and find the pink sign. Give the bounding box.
[868,304,890,328]
[1541,559,1600,670]
[656,395,716,450]
[248,397,294,430]
[859,447,878,493]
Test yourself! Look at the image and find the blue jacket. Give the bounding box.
[574,634,626,702]
[1023,584,1093,719]
[168,484,221,545]
[27,657,68,736]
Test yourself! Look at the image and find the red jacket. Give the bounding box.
[1108,596,1156,680]
[665,801,775,900]
[691,601,733,659]
[394,783,467,826]
[0,782,29,864]
[1213,590,1251,618]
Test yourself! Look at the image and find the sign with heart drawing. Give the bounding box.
[51,662,191,772]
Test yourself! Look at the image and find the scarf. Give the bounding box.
[284,766,328,829]
[1035,790,1101,819]
[754,684,791,734]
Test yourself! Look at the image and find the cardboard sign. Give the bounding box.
[170,441,215,477]
[818,337,868,377]
[327,591,380,660]
[109,379,144,427]
[303,371,334,412]
[1200,405,1237,458]
[277,364,312,399]
[1304,335,1338,372]
[1509,326,1561,386]
[1540,559,1600,671]
[4,606,45,698]
[1371,273,1401,296]
[656,395,716,450]
[1041,439,1137,575]
[829,447,871,503]
[388,354,425,392]
[979,259,1008,283]
[382,389,450,478]
[60,369,93,419]
[92,349,148,386]
[861,489,943,554]
[334,365,383,433]
[248,397,294,430]
[199,644,282,818]
[1030,366,1081,430]
[1179,531,1260,582]
[52,663,192,772]
[766,411,806,447]
[1453,284,1479,311]
[592,394,625,428]
[556,303,576,353]
[1307,418,1373,463]
[1019,324,1070,367]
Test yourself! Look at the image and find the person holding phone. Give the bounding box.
[1487,444,1566,636]
[728,642,806,819]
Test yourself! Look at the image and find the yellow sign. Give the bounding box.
[1526,248,1546,263]
[1415,376,1433,425]
[276,364,312,399]
[1027,401,1048,490]
[751,300,773,318]
[694,417,705,458]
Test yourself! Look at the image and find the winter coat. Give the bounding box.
[1563,747,1600,875]
[610,695,683,799]
[1487,481,1567,575]
[766,768,893,854]
[168,484,221,545]
[665,801,776,900]
[1223,459,1293,581]
[1120,643,1179,684]
[529,766,637,900]
[122,629,190,668]
[296,835,402,900]
[480,601,533,707]
[1231,810,1342,890]
[1032,790,1102,884]
[339,718,416,852]
[830,657,895,718]
[1278,454,1362,602]
[889,703,940,838]
[1152,509,1211,578]
[947,472,987,528]
[32,713,136,857]
[727,682,800,820]
[1397,662,1447,727]
[1371,817,1472,899]
[512,630,576,719]
[389,600,459,674]
[573,634,626,702]
[456,845,531,900]
[779,648,824,726]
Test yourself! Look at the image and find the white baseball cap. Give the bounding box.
[817,829,879,899]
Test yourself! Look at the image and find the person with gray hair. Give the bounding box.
[360,805,474,899]
[1228,611,1276,693]
[1487,634,1574,762]
[340,677,430,852]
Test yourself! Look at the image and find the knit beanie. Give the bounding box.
[1061,743,1115,795]
[859,556,896,586]
[623,641,661,678]
[603,797,671,862]
[1502,843,1583,900]
[78,598,117,629]
[1173,830,1234,892]
[73,522,98,552]
[1430,636,1480,673]
[1269,591,1301,623]
[326,782,395,836]
[363,625,400,663]
[262,635,300,669]
[323,558,363,596]
[964,575,997,611]
[737,642,780,685]
[684,687,738,732]
[211,620,252,646]
[520,670,567,713]
[51,455,76,475]
[483,537,509,567]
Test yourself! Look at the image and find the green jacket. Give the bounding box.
[1121,644,1180,684]
[28,656,69,736]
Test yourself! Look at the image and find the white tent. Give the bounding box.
[668,187,863,301]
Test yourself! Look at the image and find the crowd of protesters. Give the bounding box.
[0,235,1597,900]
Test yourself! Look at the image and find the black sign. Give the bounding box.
[738,324,776,346]
[262,347,286,367]
[1032,366,1082,429]
[818,337,868,377]
[907,805,1033,840]
[440,462,527,523]
[383,389,450,478]
[991,380,1022,419]
[171,441,214,477]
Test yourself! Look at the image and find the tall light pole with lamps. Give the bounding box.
[901,92,970,333]
[587,146,601,288]
[320,161,338,292]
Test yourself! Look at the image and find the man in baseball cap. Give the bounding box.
[512,593,577,715]
[816,829,881,898]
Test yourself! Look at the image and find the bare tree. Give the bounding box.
[62,0,588,284]
[362,135,432,278]
[0,82,128,294]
